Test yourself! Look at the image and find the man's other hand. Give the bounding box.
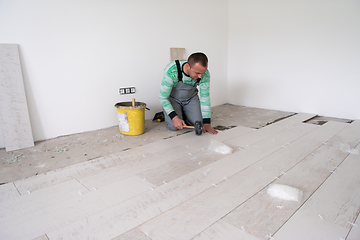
[203,124,218,134]
[172,116,185,130]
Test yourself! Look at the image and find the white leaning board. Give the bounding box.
[0,44,34,151]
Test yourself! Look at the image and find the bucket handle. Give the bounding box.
[132,98,150,110]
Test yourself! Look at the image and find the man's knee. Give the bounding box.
[166,125,178,131]
[168,126,178,131]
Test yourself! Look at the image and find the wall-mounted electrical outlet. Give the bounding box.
[119,87,136,95]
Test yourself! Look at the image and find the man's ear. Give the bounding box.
[183,62,190,74]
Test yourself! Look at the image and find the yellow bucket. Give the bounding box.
[114,99,146,135]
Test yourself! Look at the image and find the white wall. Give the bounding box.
[228,0,360,120]
[0,0,228,145]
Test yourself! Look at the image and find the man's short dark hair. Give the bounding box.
[188,52,208,68]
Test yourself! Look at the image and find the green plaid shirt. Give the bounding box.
[159,60,211,121]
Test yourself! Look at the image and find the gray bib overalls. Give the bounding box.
[164,60,203,131]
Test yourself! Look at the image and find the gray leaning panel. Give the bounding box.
[0,44,34,151]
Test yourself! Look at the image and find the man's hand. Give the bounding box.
[203,124,218,135]
[172,116,185,130]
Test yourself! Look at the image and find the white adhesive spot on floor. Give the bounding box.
[339,143,359,155]
[207,140,233,155]
[267,184,303,202]
[349,149,359,154]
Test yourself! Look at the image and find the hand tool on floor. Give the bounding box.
[183,121,203,135]
[152,111,165,122]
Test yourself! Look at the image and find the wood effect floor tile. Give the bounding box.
[137,167,275,240]
[223,139,351,239]
[193,220,261,240]
[78,145,199,189]
[136,150,225,186]
[0,176,155,240]
[39,122,307,239]
[2,113,354,240]
[0,203,69,240]
[140,125,252,155]
[45,190,163,239]
[13,153,125,194]
[273,144,360,240]
[205,123,318,184]
[112,227,151,240]
[147,123,319,214]
[347,211,360,240]
[31,235,49,240]
[0,182,19,204]
[137,122,348,240]
[0,179,89,221]
[224,113,316,149]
